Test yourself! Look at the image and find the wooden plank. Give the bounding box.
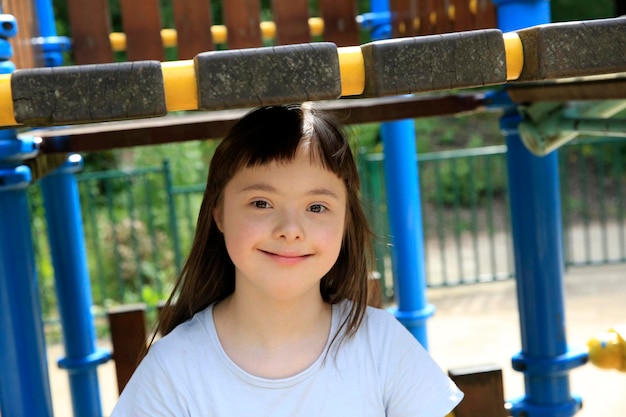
[272,0,311,45]
[120,0,165,61]
[173,0,214,59]
[222,0,263,49]
[319,0,359,47]
[108,304,148,394]
[451,0,473,32]
[66,0,114,64]
[390,0,423,38]
[448,365,507,417]
[477,0,498,29]
[433,0,452,33]
[35,94,486,153]
[419,0,434,35]
[5,0,42,69]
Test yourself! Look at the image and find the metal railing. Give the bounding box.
[30,137,626,319]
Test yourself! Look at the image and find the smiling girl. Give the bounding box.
[111,104,463,416]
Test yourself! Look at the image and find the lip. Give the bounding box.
[260,249,312,265]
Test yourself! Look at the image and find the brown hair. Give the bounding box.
[157,104,374,347]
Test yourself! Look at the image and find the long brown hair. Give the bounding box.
[157,104,374,347]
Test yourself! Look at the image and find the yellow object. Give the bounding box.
[160,60,198,112]
[109,32,127,52]
[161,28,178,48]
[260,21,276,41]
[448,5,456,21]
[413,17,420,31]
[469,0,478,15]
[111,18,327,51]
[211,25,228,44]
[503,32,524,81]
[0,74,17,126]
[308,17,324,37]
[587,325,626,372]
[430,11,437,26]
[337,46,365,96]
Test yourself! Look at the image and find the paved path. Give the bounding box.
[47,264,625,416]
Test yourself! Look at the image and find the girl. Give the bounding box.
[112,104,463,416]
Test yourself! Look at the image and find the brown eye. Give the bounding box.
[253,200,271,209]
[308,204,326,213]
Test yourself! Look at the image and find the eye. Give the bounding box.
[252,200,272,209]
[308,204,327,213]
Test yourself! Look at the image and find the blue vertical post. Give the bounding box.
[34,0,110,416]
[40,156,111,417]
[0,11,54,417]
[369,0,434,347]
[491,1,587,415]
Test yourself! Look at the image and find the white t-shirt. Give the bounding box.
[112,301,463,417]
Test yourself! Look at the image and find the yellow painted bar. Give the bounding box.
[338,46,365,96]
[0,74,17,126]
[503,32,524,81]
[0,31,534,121]
[161,60,198,111]
[110,17,327,52]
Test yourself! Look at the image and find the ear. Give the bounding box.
[213,206,223,232]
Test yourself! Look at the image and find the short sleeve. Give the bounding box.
[380,314,463,417]
[110,343,188,417]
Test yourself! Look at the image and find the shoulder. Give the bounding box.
[351,304,421,351]
[336,302,464,417]
[111,306,216,416]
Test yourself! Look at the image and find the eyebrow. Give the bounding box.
[240,183,341,199]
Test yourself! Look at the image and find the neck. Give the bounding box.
[214,290,331,345]
[213,294,333,378]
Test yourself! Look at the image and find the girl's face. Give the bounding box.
[214,147,347,305]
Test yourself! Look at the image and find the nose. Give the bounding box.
[273,209,304,241]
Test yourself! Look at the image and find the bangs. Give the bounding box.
[216,105,352,181]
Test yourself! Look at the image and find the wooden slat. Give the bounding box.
[108,304,148,394]
[173,0,214,59]
[433,0,452,33]
[419,0,434,35]
[319,0,359,47]
[223,0,263,49]
[448,365,507,417]
[120,0,165,61]
[5,0,42,69]
[390,0,415,38]
[451,0,474,32]
[272,0,311,45]
[66,0,114,64]
[476,0,498,29]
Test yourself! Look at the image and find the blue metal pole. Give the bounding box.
[0,168,54,417]
[33,1,109,416]
[368,0,434,347]
[40,156,111,417]
[381,121,434,346]
[491,1,587,415]
[0,10,54,417]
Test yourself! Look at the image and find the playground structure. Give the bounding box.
[0,1,625,417]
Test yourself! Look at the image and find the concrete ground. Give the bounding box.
[47,264,625,416]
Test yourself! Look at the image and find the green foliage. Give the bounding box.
[551,0,615,22]
[426,157,508,207]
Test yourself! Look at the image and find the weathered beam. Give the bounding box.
[32,94,486,153]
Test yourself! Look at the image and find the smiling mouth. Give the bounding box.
[260,250,312,261]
